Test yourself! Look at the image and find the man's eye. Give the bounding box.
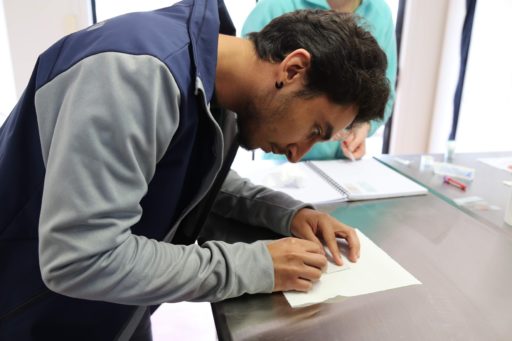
[312,127,322,137]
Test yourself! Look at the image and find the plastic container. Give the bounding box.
[445,139,456,162]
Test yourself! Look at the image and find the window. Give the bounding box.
[456,1,512,152]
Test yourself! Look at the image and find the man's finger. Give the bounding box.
[337,229,360,261]
[347,134,364,151]
[297,227,325,254]
[330,128,349,141]
[292,237,324,255]
[340,141,352,158]
[302,252,328,273]
[294,278,314,292]
[318,222,343,266]
[351,142,366,159]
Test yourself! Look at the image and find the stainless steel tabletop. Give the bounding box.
[375,152,512,234]
[210,194,512,341]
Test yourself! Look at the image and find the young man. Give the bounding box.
[243,0,397,160]
[0,0,388,339]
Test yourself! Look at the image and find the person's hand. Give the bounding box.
[338,122,370,160]
[290,208,360,266]
[267,237,327,292]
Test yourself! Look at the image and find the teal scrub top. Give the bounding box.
[242,0,397,160]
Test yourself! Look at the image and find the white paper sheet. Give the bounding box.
[324,247,351,273]
[478,157,512,173]
[284,229,422,308]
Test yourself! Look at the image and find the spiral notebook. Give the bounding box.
[234,158,427,204]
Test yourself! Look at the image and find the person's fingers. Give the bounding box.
[295,237,325,255]
[343,131,355,144]
[302,252,328,273]
[276,237,324,255]
[318,223,343,266]
[341,141,353,157]
[297,226,325,255]
[294,278,314,292]
[347,131,365,151]
[296,264,323,285]
[330,128,349,141]
[351,141,366,159]
[340,141,356,161]
[268,238,328,292]
[340,140,349,154]
[336,228,360,262]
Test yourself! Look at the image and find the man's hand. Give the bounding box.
[290,208,360,266]
[339,122,370,160]
[267,237,327,292]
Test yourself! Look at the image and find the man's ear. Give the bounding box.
[279,49,311,85]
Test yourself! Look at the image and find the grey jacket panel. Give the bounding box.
[214,170,312,236]
[35,52,273,304]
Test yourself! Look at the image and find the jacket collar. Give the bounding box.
[187,0,235,100]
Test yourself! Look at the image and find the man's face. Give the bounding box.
[237,89,357,163]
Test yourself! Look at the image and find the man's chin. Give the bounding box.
[237,134,257,151]
[238,143,254,151]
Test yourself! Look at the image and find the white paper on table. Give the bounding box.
[478,157,512,173]
[324,246,351,273]
[284,229,422,308]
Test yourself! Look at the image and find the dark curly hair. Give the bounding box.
[247,9,390,124]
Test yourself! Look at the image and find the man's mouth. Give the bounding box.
[270,144,280,155]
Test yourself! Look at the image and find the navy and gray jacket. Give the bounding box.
[0,0,308,339]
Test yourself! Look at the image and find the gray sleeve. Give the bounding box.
[212,170,313,236]
[36,52,273,305]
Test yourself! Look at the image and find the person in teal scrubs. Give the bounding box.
[242,0,397,160]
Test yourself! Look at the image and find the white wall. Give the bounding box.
[224,0,254,35]
[0,0,254,126]
[428,0,465,153]
[455,0,512,152]
[3,0,91,97]
[390,0,455,154]
[391,0,512,154]
[0,0,16,122]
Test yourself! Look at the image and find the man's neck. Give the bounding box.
[215,35,263,112]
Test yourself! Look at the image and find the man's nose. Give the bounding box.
[286,140,315,163]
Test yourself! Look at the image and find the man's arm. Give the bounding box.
[213,171,360,270]
[212,170,312,236]
[37,52,274,304]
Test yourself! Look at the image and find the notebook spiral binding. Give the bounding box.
[305,161,349,200]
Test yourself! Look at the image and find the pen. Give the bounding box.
[443,176,466,191]
[343,141,356,162]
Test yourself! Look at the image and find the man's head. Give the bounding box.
[236,10,389,161]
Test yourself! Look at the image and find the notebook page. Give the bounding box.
[232,161,345,204]
[310,158,427,200]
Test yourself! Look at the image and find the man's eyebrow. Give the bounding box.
[322,124,334,141]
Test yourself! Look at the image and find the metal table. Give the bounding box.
[210,194,512,340]
[375,152,512,234]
